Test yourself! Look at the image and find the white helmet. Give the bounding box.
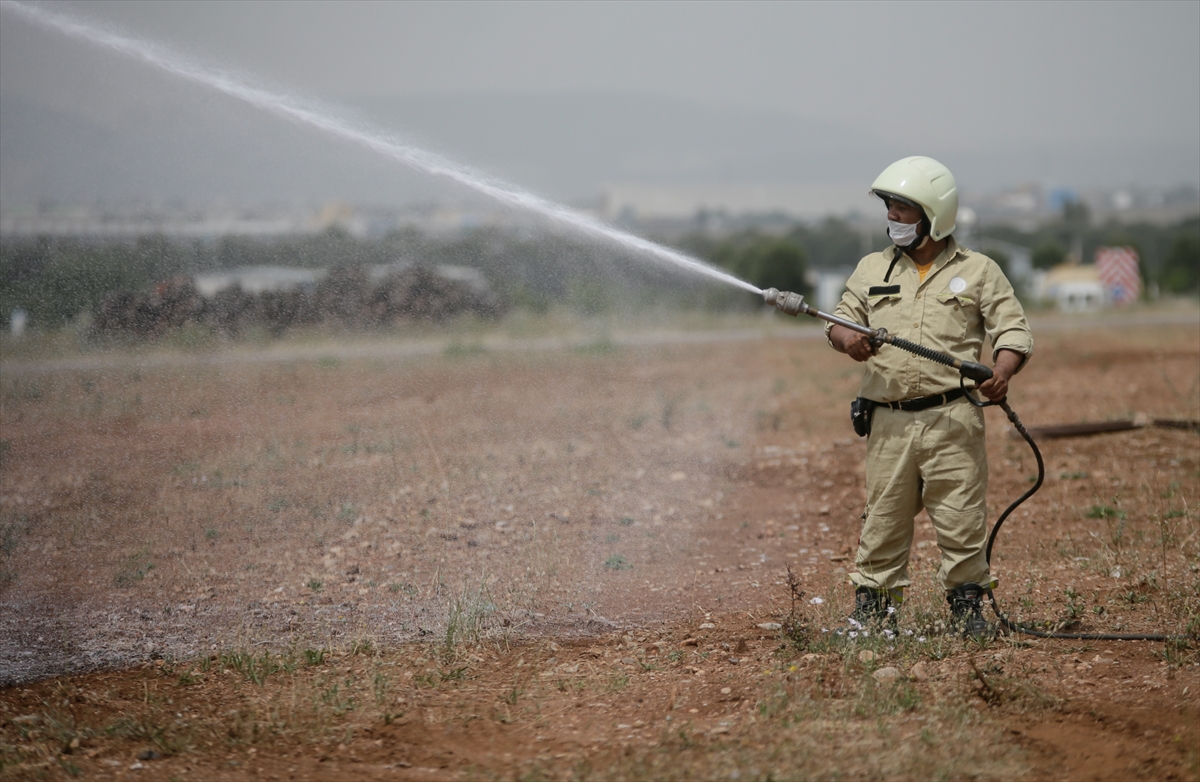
[869,156,958,241]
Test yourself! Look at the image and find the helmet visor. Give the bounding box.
[869,189,921,210]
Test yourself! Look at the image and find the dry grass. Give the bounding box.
[1,308,1198,780]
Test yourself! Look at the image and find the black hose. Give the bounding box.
[978,397,1179,641]
[803,307,1192,643]
[884,335,959,369]
[872,333,1192,643]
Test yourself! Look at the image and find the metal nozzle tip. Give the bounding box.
[762,288,780,306]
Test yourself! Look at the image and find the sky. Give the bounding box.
[1,0,1198,212]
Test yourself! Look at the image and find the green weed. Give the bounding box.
[604,554,631,571]
[443,579,497,660]
[372,672,390,706]
[220,651,283,686]
[113,547,155,588]
[1062,587,1085,622]
[605,674,629,693]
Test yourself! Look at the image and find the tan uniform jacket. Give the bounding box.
[825,238,1033,403]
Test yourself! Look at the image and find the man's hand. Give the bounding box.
[830,324,878,362]
[977,349,1024,401]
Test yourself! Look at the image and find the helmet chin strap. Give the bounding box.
[884,230,931,282]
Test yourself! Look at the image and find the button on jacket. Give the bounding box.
[825,237,1033,403]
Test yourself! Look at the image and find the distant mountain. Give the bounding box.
[0,89,894,209]
[352,92,897,194]
[0,90,455,209]
[2,89,1196,211]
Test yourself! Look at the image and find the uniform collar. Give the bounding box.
[930,236,964,267]
[887,236,964,278]
[888,235,961,263]
[888,235,960,286]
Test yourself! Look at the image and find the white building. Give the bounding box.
[1032,264,1106,312]
[194,266,324,297]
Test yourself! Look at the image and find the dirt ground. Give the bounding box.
[1,308,1198,780]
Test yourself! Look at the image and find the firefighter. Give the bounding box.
[826,156,1032,638]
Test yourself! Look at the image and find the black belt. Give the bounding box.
[878,388,968,412]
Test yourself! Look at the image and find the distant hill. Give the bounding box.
[352,92,895,195]
[0,90,889,208]
[2,89,1196,211]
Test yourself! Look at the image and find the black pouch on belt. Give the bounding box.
[850,397,876,437]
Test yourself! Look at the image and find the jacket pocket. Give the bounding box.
[936,292,974,307]
[866,292,903,332]
[867,292,903,308]
[935,292,974,334]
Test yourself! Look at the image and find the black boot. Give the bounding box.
[850,586,891,626]
[948,583,995,640]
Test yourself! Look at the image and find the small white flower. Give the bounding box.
[809,597,825,605]
[883,629,895,639]
[904,629,914,636]
[848,631,858,639]
[886,605,896,615]
[861,631,870,638]
[917,636,926,642]
[821,628,829,633]
[847,617,863,629]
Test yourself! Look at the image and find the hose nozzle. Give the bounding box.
[762,288,810,317]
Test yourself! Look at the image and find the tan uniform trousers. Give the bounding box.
[850,398,993,596]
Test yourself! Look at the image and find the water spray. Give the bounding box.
[0,0,760,297]
[8,1,1185,644]
[764,287,1190,643]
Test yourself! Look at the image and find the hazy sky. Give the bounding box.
[2,0,1198,208]
[30,0,1198,148]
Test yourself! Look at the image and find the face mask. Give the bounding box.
[887,219,920,247]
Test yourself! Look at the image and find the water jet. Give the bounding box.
[2,1,761,297]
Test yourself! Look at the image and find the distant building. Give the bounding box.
[9,308,27,337]
[194,266,323,297]
[807,267,855,312]
[1032,264,1106,312]
[194,263,492,297]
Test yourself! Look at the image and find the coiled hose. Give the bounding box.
[765,288,1193,642]
[965,386,1187,642]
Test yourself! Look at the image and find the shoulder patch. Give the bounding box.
[868,285,901,296]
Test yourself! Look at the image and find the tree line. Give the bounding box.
[1,209,1196,336]
[979,202,1199,292]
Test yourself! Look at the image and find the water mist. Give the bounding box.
[2,0,761,296]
